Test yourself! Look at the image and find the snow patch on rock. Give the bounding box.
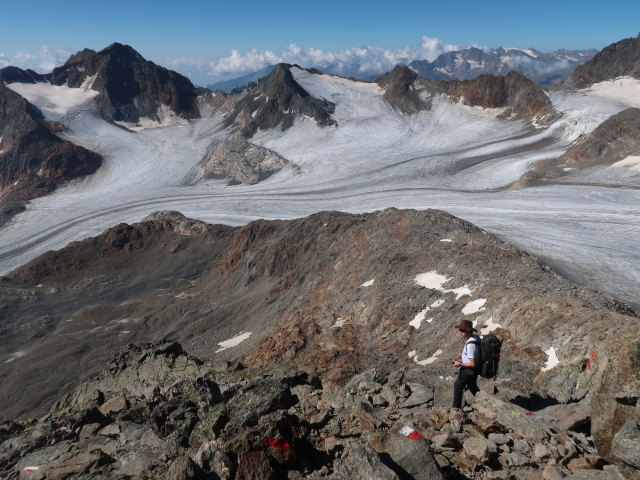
[462,298,487,315]
[542,346,559,371]
[414,270,472,299]
[361,278,375,287]
[216,331,252,353]
[611,155,640,172]
[473,316,502,335]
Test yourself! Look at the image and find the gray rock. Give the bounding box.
[400,383,434,408]
[433,432,463,450]
[488,433,512,445]
[367,427,444,480]
[537,401,591,434]
[199,134,294,185]
[501,452,533,467]
[330,440,399,480]
[611,420,640,469]
[543,465,566,480]
[474,391,554,442]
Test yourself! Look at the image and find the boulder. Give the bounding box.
[462,437,497,462]
[537,401,591,434]
[474,392,554,442]
[610,420,640,470]
[367,427,444,479]
[591,331,640,464]
[330,440,399,480]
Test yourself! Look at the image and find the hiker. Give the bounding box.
[452,319,481,408]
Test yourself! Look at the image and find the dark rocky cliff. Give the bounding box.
[0,84,101,225]
[377,65,558,125]
[49,43,200,123]
[565,36,640,89]
[225,63,336,137]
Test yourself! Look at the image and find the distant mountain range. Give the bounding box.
[409,46,597,86]
[207,46,597,92]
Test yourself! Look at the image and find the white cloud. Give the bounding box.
[167,35,462,81]
[1,45,72,73]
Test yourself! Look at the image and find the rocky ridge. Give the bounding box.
[513,108,640,187]
[376,65,559,126]
[223,64,337,138]
[564,36,640,89]
[0,83,102,226]
[410,46,597,86]
[1,340,633,480]
[0,208,638,476]
[48,43,200,123]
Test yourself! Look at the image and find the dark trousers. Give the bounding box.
[452,367,479,408]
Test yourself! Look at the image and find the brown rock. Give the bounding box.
[543,465,566,480]
[567,457,592,471]
[164,456,203,480]
[44,451,111,479]
[98,396,128,415]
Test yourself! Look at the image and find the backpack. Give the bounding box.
[469,334,503,379]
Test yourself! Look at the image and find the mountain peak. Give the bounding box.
[99,42,145,61]
[225,64,336,137]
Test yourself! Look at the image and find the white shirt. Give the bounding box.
[462,336,481,365]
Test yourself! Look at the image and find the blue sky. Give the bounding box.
[0,0,637,85]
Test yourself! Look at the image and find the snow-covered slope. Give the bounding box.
[1,70,638,310]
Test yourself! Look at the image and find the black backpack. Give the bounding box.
[469,334,503,379]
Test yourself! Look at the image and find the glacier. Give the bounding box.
[1,73,639,309]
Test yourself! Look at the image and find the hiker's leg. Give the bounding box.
[468,373,480,395]
[452,371,465,408]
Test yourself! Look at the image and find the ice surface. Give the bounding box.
[0,72,638,311]
[583,77,640,108]
[612,156,640,171]
[7,80,98,117]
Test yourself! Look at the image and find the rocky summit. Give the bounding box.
[0,339,631,480]
[48,43,200,123]
[564,36,640,89]
[377,65,559,125]
[224,64,337,137]
[0,208,639,478]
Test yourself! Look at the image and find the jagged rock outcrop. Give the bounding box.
[48,42,200,123]
[199,134,295,184]
[0,340,628,479]
[565,36,640,89]
[225,63,336,137]
[0,66,46,85]
[513,108,640,187]
[0,83,102,225]
[377,65,558,125]
[439,71,559,124]
[376,66,431,114]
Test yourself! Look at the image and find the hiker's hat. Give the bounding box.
[455,320,475,332]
